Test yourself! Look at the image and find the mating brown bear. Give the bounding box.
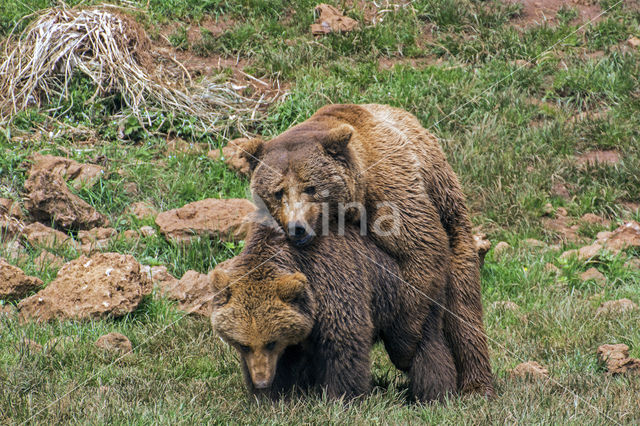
[210,222,456,401]
[238,104,493,396]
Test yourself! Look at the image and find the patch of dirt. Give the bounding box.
[597,344,640,375]
[575,150,621,167]
[207,139,251,177]
[95,332,132,355]
[155,198,255,244]
[510,361,549,379]
[18,252,151,322]
[596,298,638,315]
[580,267,606,285]
[311,4,359,35]
[0,258,44,301]
[507,0,603,29]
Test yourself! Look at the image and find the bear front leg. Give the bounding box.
[311,338,372,400]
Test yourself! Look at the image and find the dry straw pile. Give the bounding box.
[0,4,273,136]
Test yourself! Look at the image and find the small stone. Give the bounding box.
[557,207,568,217]
[542,203,554,216]
[95,332,132,355]
[510,361,549,379]
[493,241,511,259]
[596,299,638,315]
[580,267,606,285]
[123,182,139,196]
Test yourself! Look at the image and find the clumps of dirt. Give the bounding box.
[0,214,25,242]
[95,332,132,355]
[510,361,549,379]
[207,139,252,177]
[311,4,359,35]
[543,209,611,243]
[24,155,108,230]
[473,233,491,268]
[128,202,159,221]
[155,198,255,244]
[597,344,640,375]
[507,0,603,29]
[0,198,24,220]
[22,222,78,250]
[78,227,118,255]
[575,150,621,167]
[580,267,606,285]
[0,258,44,301]
[158,270,216,317]
[492,241,511,260]
[18,253,151,322]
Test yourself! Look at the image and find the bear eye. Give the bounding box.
[303,186,316,195]
[265,341,276,351]
[238,344,251,353]
[274,189,284,200]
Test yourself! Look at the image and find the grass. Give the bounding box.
[1,0,640,423]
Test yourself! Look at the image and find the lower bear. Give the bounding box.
[210,222,456,402]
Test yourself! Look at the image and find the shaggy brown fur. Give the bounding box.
[239,104,494,396]
[210,223,456,402]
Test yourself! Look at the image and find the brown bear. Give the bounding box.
[210,222,456,402]
[237,104,493,396]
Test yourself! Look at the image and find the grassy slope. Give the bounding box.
[1,0,640,423]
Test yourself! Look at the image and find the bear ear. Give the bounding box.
[321,124,353,157]
[209,268,231,306]
[234,137,264,174]
[275,272,307,303]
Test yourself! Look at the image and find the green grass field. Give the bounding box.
[1,0,639,423]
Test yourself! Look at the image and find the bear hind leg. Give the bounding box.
[408,328,456,403]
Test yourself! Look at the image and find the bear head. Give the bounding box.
[209,263,315,390]
[238,122,363,247]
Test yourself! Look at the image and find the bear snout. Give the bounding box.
[287,221,315,246]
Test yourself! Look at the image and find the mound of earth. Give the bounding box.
[159,270,215,317]
[22,222,79,250]
[18,252,151,322]
[207,141,251,177]
[597,344,640,375]
[0,258,44,301]
[155,198,255,244]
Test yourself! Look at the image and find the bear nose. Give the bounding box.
[290,222,308,238]
[253,377,270,389]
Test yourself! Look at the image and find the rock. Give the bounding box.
[163,270,215,317]
[580,267,606,285]
[208,142,251,177]
[596,299,638,315]
[493,241,510,259]
[78,227,117,255]
[18,253,151,322]
[0,214,25,242]
[557,207,568,217]
[523,238,545,249]
[0,259,44,301]
[542,203,554,216]
[0,198,24,219]
[577,243,602,261]
[510,361,549,379]
[597,344,640,375]
[34,251,65,270]
[22,222,78,250]
[155,198,255,244]
[129,202,158,220]
[29,154,104,189]
[22,339,43,353]
[544,263,560,275]
[596,221,640,252]
[311,3,358,35]
[473,233,491,268]
[139,226,156,238]
[492,301,519,312]
[628,36,640,48]
[95,332,132,355]
[141,265,179,289]
[24,169,107,230]
[123,182,138,196]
